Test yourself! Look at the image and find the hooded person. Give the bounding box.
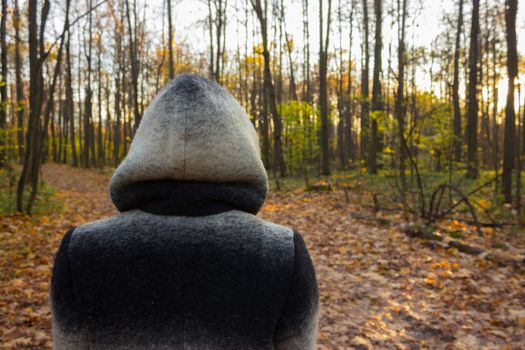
[50,74,319,350]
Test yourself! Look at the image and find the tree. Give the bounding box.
[452,0,464,162]
[84,0,94,167]
[395,0,408,195]
[345,0,357,163]
[251,0,286,176]
[167,0,175,80]
[65,27,78,167]
[368,0,382,174]
[208,0,227,83]
[17,0,50,213]
[125,0,142,131]
[13,0,25,161]
[302,0,311,103]
[0,0,7,167]
[319,0,333,175]
[466,0,480,179]
[361,0,370,164]
[502,0,517,203]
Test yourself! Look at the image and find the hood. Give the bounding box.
[110,74,268,216]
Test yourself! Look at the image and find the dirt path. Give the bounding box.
[1,164,524,349]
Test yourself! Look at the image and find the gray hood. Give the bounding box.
[110,74,268,216]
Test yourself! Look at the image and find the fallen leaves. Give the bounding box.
[0,164,116,349]
[261,191,525,349]
[1,164,525,349]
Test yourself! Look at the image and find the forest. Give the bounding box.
[1,0,525,349]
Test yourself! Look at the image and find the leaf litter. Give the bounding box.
[1,164,524,349]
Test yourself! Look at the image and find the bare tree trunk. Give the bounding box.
[319,0,332,175]
[114,6,123,167]
[252,0,286,176]
[66,28,78,167]
[0,0,7,167]
[360,0,370,165]
[337,0,345,169]
[125,0,142,131]
[502,0,517,203]
[14,0,25,162]
[167,0,175,80]
[346,1,356,163]
[17,0,50,213]
[491,15,499,191]
[452,0,464,162]
[97,31,104,164]
[84,0,94,168]
[395,0,408,195]
[207,0,215,79]
[215,0,223,82]
[466,0,480,179]
[302,0,311,103]
[368,0,382,174]
[284,29,298,100]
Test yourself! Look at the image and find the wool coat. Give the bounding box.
[50,74,319,350]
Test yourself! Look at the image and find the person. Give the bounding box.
[50,74,319,350]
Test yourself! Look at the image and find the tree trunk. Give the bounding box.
[302,0,311,103]
[252,0,286,176]
[284,31,298,100]
[466,0,480,179]
[502,0,517,203]
[395,0,408,195]
[167,0,175,80]
[97,32,104,164]
[360,0,370,165]
[452,0,464,162]
[84,0,94,168]
[14,0,25,162]
[0,0,7,167]
[65,29,77,167]
[17,0,50,213]
[319,0,332,175]
[368,0,382,174]
[346,1,356,163]
[125,0,142,131]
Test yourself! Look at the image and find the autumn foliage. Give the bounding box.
[1,164,524,349]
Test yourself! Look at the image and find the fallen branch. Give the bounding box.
[427,184,483,237]
[350,211,525,266]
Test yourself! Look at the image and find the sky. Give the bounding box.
[148,0,525,56]
[45,0,525,105]
[136,0,525,98]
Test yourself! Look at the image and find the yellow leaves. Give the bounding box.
[448,219,467,231]
[262,203,293,213]
[423,272,444,289]
[478,198,489,208]
[337,246,349,254]
[484,227,495,235]
[431,260,451,269]
[10,278,24,288]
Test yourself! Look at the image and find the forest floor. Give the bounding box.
[1,164,525,349]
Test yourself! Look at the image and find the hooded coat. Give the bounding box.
[50,74,319,350]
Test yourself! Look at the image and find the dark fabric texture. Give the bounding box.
[111,180,266,216]
[51,211,319,349]
[50,228,80,335]
[274,232,320,343]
